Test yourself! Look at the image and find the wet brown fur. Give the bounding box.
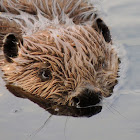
[0,0,119,106]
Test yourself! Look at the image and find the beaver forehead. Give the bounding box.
[23,25,108,63]
[21,25,110,76]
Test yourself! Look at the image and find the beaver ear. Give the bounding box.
[95,18,112,43]
[3,33,23,62]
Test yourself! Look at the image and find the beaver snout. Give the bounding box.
[71,89,102,108]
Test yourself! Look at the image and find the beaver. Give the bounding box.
[0,0,119,111]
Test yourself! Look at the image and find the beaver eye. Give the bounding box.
[102,62,105,68]
[38,68,52,82]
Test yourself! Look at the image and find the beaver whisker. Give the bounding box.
[76,102,103,109]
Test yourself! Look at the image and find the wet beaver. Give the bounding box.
[0,0,119,111]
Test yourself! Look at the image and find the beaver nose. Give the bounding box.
[72,89,102,107]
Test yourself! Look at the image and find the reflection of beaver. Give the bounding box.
[0,0,119,110]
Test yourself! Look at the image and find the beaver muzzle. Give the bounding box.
[70,88,102,108]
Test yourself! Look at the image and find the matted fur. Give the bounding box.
[0,0,119,106]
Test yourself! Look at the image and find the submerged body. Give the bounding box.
[0,0,119,110]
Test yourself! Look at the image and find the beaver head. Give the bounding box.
[1,25,118,108]
[0,0,119,110]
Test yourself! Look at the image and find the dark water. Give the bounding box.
[0,0,140,140]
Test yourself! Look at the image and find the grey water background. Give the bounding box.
[0,0,140,139]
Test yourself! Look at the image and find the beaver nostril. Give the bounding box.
[72,97,80,105]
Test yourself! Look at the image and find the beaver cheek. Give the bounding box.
[3,33,22,63]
